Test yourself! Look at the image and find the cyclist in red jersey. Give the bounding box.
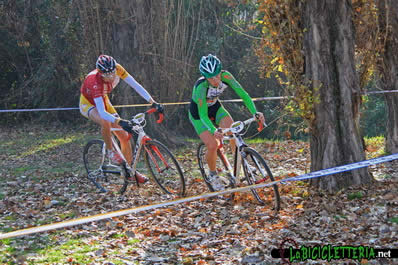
[80,55,163,183]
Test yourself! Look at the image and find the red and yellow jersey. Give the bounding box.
[80,64,129,105]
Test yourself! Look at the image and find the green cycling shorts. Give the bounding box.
[188,103,230,135]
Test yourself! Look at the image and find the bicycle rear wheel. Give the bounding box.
[241,147,281,211]
[144,140,185,196]
[83,139,127,194]
[197,143,235,192]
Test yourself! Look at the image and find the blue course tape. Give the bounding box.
[282,153,398,183]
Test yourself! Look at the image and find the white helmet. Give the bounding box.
[199,54,222,78]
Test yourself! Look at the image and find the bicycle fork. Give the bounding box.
[241,151,268,184]
[144,143,170,173]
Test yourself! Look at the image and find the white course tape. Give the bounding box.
[3,91,398,113]
[0,96,289,113]
[1,90,398,113]
[0,107,79,113]
[1,153,397,239]
[363,90,398,95]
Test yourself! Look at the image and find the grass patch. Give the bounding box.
[388,217,398,224]
[380,174,393,180]
[0,238,11,245]
[4,246,16,254]
[1,130,95,159]
[110,233,125,239]
[333,215,347,220]
[127,238,140,245]
[0,138,37,156]
[347,191,364,200]
[34,238,98,264]
[0,227,14,233]
[4,215,17,221]
[57,212,77,220]
[246,138,277,144]
[35,217,55,226]
[11,165,41,176]
[18,135,81,158]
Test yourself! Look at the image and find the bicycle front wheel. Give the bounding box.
[241,147,281,211]
[144,140,185,196]
[83,139,126,193]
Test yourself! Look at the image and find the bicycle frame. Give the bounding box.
[198,116,279,208]
[105,112,170,181]
[218,117,261,180]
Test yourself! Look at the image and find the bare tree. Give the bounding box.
[75,0,202,143]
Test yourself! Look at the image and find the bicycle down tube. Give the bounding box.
[197,116,281,210]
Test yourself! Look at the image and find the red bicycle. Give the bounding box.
[83,108,185,196]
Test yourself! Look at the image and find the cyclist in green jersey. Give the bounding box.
[189,54,265,190]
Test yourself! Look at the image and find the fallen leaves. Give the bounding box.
[0,127,397,264]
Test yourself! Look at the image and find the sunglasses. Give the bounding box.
[101,70,116,78]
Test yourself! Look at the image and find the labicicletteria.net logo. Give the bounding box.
[271,238,397,263]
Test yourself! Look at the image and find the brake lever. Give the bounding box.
[146,108,164,123]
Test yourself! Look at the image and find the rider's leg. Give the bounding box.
[113,128,132,164]
[87,108,113,151]
[218,115,235,152]
[101,97,145,181]
[112,119,147,183]
[199,131,219,172]
[89,107,146,182]
[96,96,131,164]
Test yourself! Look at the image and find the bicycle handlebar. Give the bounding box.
[146,108,164,123]
[217,117,266,135]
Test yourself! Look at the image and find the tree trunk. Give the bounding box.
[378,0,398,154]
[303,0,373,192]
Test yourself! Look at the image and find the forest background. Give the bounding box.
[0,0,388,141]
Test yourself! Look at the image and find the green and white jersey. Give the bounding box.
[189,70,257,133]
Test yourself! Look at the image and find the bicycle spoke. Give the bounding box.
[83,139,126,194]
[145,140,185,196]
[242,147,281,211]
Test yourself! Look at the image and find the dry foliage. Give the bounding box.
[0,125,397,264]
